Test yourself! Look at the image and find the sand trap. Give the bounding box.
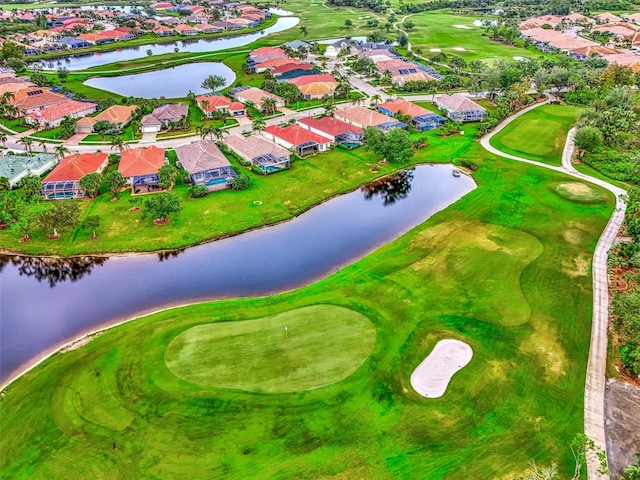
[452,24,472,29]
[410,339,473,398]
[452,47,466,51]
[513,56,526,61]
[430,48,441,52]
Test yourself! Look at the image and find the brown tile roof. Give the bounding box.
[174,140,231,174]
[434,93,486,113]
[118,145,165,178]
[296,82,338,96]
[76,116,97,126]
[13,90,68,110]
[224,133,291,160]
[94,105,137,124]
[335,106,391,127]
[235,87,284,104]
[43,152,108,182]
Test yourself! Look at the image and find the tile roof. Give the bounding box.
[254,57,297,69]
[250,46,285,56]
[76,116,97,126]
[270,62,312,75]
[174,140,231,174]
[224,133,291,160]
[43,152,108,183]
[288,74,337,86]
[13,90,68,110]
[141,103,188,125]
[197,95,231,112]
[378,98,432,118]
[334,105,391,127]
[603,53,640,72]
[26,99,95,122]
[434,93,486,113]
[298,115,362,137]
[234,87,283,104]
[295,82,338,96]
[94,105,137,124]
[118,145,165,178]
[264,124,331,147]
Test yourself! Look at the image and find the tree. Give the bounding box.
[18,137,33,155]
[110,136,128,153]
[231,174,250,190]
[79,172,102,198]
[397,31,409,48]
[570,434,608,480]
[54,144,70,163]
[105,170,127,199]
[201,74,226,93]
[574,126,603,152]
[142,191,181,223]
[299,25,308,37]
[403,19,414,30]
[81,215,101,239]
[252,118,266,132]
[158,164,178,190]
[370,94,382,107]
[39,201,80,238]
[11,200,50,242]
[0,132,6,146]
[0,176,10,191]
[58,116,76,139]
[364,127,414,164]
[323,98,336,117]
[345,19,353,27]
[57,66,69,82]
[18,175,42,200]
[189,184,208,198]
[260,96,278,116]
[0,190,19,226]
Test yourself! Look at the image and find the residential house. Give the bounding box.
[263,124,332,156]
[77,33,114,45]
[141,103,188,133]
[175,24,199,36]
[75,116,97,134]
[232,87,285,108]
[297,116,363,145]
[622,13,640,26]
[325,38,352,57]
[569,44,620,61]
[334,105,404,130]
[288,74,338,100]
[118,146,166,193]
[519,27,598,53]
[595,12,622,24]
[224,133,291,174]
[93,104,137,130]
[56,36,91,49]
[25,99,97,127]
[377,98,445,131]
[0,152,56,187]
[196,95,245,117]
[375,59,439,85]
[275,68,322,81]
[175,140,237,191]
[270,62,313,76]
[434,93,487,122]
[195,23,223,33]
[40,152,109,199]
[153,25,174,36]
[11,88,68,115]
[253,57,298,73]
[602,52,640,72]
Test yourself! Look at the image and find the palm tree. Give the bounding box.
[38,138,48,152]
[18,137,33,155]
[54,144,70,163]
[260,97,278,116]
[299,25,308,37]
[186,90,197,106]
[0,132,7,147]
[370,94,382,107]
[322,99,336,117]
[110,136,128,153]
[198,124,215,141]
[252,118,266,132]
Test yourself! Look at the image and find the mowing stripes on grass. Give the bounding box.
[165,305,376,393]
[489,105,579,165]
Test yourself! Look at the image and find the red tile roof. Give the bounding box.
[43,152,108,183]
[377,98,432,118]
[288,74,337,86]
[26,99,95,122]
[94,105,137,124]
[118,146,165,178]
[264,124,332,147]
[197,95,231,112]
[271,62,312,74]
[298,116,362,137]
[251,46,286,56]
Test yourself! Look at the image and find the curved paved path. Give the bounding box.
[482,103,626,480]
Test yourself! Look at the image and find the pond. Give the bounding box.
[83,62,236,98]
[0,165,476,384]
[38,16,300,71]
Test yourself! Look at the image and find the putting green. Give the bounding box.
[554,182,608,203]
[165,305,376,393]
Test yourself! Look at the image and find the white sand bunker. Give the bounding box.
[513,56,526,61]
[410,339,473,398]
[452,47,466,51]
[430,48,441,52]
[453,24,472,29]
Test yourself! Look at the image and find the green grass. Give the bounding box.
[0,126,481,255]
[0,118,31,133]
[490,105,580,165]
[165,305,376,393]
[0,144,614,478]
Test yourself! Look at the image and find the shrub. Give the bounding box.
[231,174,250,190]
[189,185,208,198]
[460,159,478,171]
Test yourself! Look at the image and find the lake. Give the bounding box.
[83,62,236,98]
[39,16,300,71]
[0,165,476,384]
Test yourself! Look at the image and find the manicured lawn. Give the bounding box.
[0,144,614,478]
[0,118,30,133]
[489,104,580,165]
[165,305,376,393]
[0,126,480,255]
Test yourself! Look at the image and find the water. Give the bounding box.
[84,62,236,98]
[0,165,475,383]
[39,16,300,71]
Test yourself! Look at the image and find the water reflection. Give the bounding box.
[0,255,108,287]
[157,249,185,262]
[361,169,415,206]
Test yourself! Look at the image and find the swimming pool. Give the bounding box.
[46,192,75,199]
[205,177,229,187]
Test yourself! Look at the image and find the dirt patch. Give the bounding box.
[519,317,567,380]
[612,266,637,294]
[60,334,97,353]
[605,379,640,479]
[154,218,170,225]
[555,182,604,202]
[129,206,141,212]
[562,253,589,277]
[563,228,588,245]
[452,24,472,29]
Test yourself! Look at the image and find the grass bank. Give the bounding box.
[0,143,614,478]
